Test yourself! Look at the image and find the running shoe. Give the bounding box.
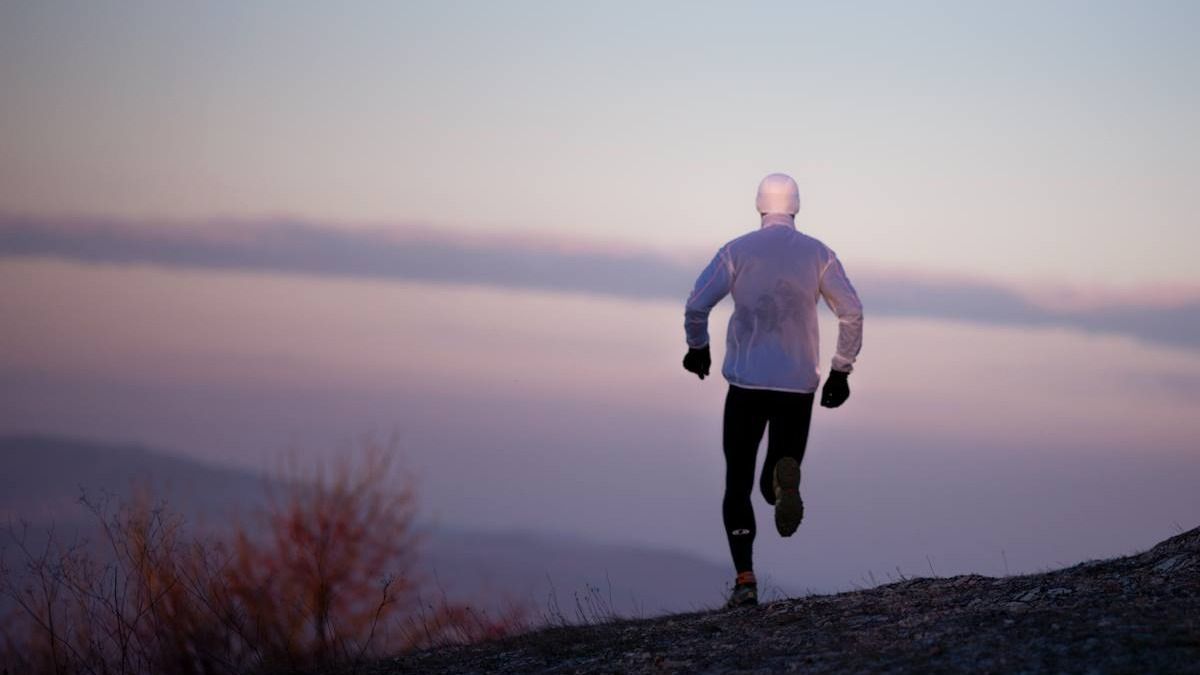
[725,571,758,609]
[773,457,803,537]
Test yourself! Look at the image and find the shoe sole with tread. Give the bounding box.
[773,457,803,537]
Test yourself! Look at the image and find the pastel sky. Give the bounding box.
[3,0,1198,284]
[2,2,1198,592]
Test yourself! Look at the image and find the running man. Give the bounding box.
[682,173,864,608]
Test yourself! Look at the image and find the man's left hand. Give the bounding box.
[820,370,850,408]
[682,346,711,380]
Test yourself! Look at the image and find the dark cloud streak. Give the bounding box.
[3,214,1197,350]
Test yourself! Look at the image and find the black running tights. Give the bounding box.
[723,384,815,574]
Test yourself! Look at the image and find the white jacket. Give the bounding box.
[684,211,863,394]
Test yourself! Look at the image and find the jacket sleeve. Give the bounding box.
[684,246,734,348]
[819,253,863,373]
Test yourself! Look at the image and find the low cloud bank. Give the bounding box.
[3,214,1197,350]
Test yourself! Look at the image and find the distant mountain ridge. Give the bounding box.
[0,435,736,616]
[0,434,269,528]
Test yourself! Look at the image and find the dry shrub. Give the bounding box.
[0,439,528,675]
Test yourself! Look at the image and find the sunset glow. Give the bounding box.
[2,1,1197,597]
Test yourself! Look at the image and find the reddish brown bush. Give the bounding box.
[0,440,528,675]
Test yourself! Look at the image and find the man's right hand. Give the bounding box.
[682,345,711,380]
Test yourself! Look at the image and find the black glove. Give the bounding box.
[682,345,711,380]
[820,370,850,408]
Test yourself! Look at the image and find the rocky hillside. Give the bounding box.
[356,526,1199,674]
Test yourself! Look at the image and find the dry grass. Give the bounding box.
[0,439,528,675]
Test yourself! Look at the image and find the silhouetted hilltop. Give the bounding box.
[359,526,1200,675]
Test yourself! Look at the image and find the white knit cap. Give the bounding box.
[755,173,800,215]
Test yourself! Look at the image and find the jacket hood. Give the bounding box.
[755,173,800,215]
